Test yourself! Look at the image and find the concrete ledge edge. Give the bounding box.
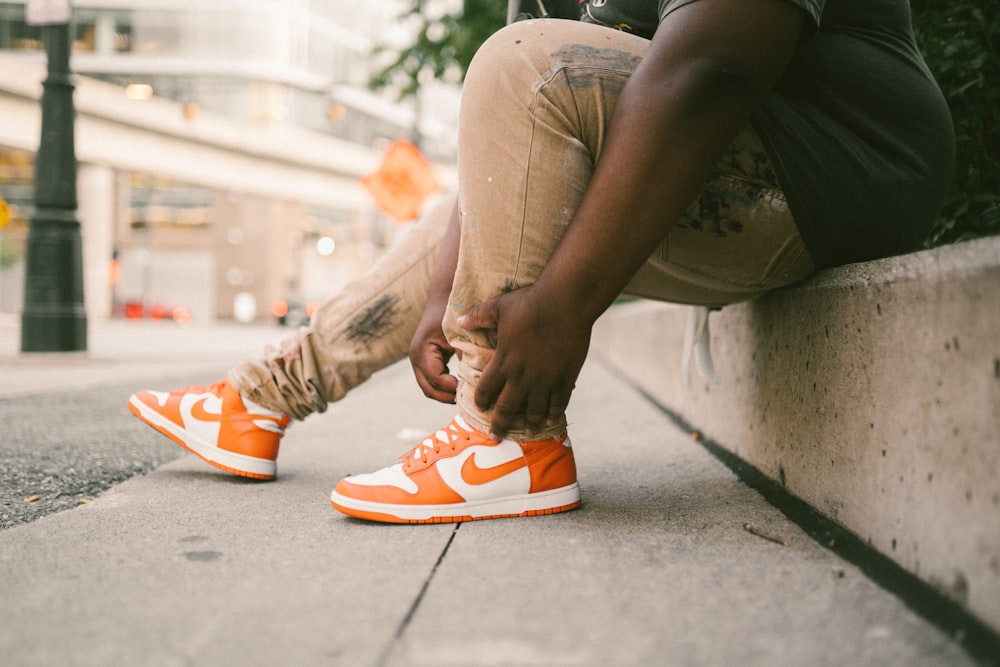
[591,235,1000,637]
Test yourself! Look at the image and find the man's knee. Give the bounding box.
[465,20,574,95]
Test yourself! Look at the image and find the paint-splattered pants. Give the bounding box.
[230,19,815,431]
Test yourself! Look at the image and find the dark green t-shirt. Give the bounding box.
[580,0,955,268]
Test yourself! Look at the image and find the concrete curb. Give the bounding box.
[591,235,1000,635]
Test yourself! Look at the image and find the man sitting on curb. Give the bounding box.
[129,0,954,524]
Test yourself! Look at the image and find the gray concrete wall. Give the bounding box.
[591,235,1000,633]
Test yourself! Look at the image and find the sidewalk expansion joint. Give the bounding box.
[377,522,461,667]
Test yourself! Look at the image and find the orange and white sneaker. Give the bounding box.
[127,380,291,480]
[330,416,581,524]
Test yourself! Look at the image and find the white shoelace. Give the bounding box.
[403,416,476,463]
[682,306,722,389]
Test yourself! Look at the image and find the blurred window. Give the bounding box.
[127,172,214,232]
[0,2,42,51]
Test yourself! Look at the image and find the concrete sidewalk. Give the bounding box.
[0,319,978,666]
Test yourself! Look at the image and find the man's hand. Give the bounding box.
[409,198,461,404]
[409,302,458,404]
[458,286,591,439]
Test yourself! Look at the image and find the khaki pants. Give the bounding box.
[231,19,814,432]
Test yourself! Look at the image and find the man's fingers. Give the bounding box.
[488,389,523,441]
[411,341,458,404]
[522,387,551,434]
[546,384,572,426]
[457,296,501,331]
[415,364,458,403]
[474,364,504,412]
[474,361,525,440]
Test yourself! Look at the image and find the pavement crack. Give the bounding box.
[378,522,461,666]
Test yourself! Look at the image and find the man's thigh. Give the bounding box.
[624,127,816,306]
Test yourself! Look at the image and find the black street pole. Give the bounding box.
[21,21,87,352]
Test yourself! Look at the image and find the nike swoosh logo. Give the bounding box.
[189,396,223,423]
[461,452,527,486]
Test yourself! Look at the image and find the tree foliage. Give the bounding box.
[369,0,506,97]
[911,0,1000,246]
[374,0,1000,245]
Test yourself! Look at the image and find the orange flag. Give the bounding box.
[361,139,441,224]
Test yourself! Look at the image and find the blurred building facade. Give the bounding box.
[0,0,458,324]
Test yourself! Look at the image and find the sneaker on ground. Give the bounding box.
[330,416,580,524]
[128,380,291,480]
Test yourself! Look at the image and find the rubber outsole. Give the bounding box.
[329,499,581,524]
[329,483,582,524]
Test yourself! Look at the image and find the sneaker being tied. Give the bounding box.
[128,380,291,480]
[330,416,581,524]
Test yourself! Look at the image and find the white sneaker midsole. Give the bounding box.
[330,483,581,520]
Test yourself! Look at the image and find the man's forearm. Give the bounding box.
[533,0,804,326]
